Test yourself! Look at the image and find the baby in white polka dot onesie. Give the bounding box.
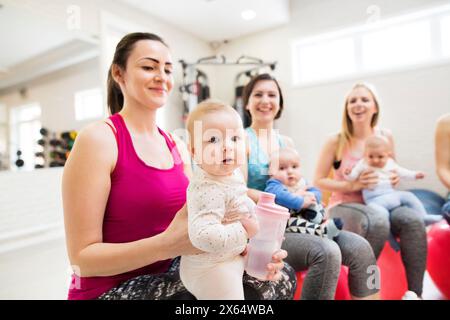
[180,99,259,300]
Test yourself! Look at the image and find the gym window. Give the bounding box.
[0,104,7,170]
[74,88,104,121]
[292,3,450,87]
[441,14,450,57]
[9,103,42,171]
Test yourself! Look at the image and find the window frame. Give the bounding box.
[9,103,42,171]
[74,87,104,122]
[291,4,450,88]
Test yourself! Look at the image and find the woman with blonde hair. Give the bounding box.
[314,82,427,300]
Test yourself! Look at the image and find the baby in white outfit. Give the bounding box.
[345,135,442,225]
[180,99,259,300]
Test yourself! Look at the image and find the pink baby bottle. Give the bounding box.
[245,192,289,280]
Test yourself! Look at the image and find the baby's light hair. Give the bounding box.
[365,135,390,151]
[273,147,300,161]
[185,99,241,147]
[268,147,301,175]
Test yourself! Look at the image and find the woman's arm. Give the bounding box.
[435,114,450,189]
[242,162,263,202]
[314,135,378,192]
[63,122,198,278]
[314,135,359,193]
[345,160,366,181]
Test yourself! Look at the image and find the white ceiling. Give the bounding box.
[0,4,78,71]
[118,0,291,42]
[0,0,290,90]
[0,1,98,90]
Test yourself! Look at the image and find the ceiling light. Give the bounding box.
[241,10,256,21]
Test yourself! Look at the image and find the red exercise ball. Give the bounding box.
[294,242,409,300]
[335,244,409,300]
[377,241,408,300]
[335,242,408,300]
[294,266,351,300]
[427,221,450,299]
[333,243,409,300]
[293,271,306,300]
[334,266,351,300]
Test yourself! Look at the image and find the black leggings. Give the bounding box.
[98,257,297,300]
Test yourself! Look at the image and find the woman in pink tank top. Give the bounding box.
[62,32,292,300]
[314,83,427,299]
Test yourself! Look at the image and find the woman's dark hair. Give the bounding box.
[242,73,284,120]
[107,32,168,115]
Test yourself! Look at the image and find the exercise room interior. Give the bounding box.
[0,0,449,300]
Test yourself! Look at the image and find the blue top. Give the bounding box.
[265,178,322,211]
[245,127,285,191]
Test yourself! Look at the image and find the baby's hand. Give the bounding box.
[223,201,253,224]
[240,216,259,238]
[295,189,307,196]
[416,171,425,179]
[222,210,243,224]
[301,193,317,208]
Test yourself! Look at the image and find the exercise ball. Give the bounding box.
[293,266,351,300]
[377,242,408,300]
[427,221,450,299]
[293,271,306,300]
[409,189,445,216]
[333,245,408,300]
[334,266,351,300]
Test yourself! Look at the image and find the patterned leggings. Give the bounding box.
[98,257,296,300]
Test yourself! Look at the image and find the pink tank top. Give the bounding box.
[327,148,364,208]
[67,114,189,300]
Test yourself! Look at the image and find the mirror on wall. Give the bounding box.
[0,1,101,172]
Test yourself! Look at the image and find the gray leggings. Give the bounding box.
[328,203,427,296]
[282,230,378,299]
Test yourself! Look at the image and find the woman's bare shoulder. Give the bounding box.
[79,119,116,141]
[437,114,450,128]
[73,120,118,158]
[324,132,340,148]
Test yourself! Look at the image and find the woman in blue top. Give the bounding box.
[241,73,380,299]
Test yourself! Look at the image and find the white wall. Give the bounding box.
[215,0,450,196]
[0,168,68,299]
